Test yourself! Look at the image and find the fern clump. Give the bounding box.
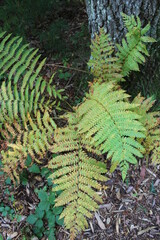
[0,32,63,128]
[48,112,107,239]
[0,12,159,240]
[88,28,123,83]
[1,110,56,182]
[116,13,156,76]
[0,32,64,180]
[47,13,158,238]
[132,94,160,164]
[76,82,145,180]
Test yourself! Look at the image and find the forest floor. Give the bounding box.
[58,164,160,240]
[1,163,160,240]
[0,1,160,240]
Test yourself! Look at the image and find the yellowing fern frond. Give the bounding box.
[1,111,56,182]
[48,112,107,239]
[1,146,27,183]
[88,28,123,83]
[117,13,156,76]
[76,82,146,180]
[132,94,160,164]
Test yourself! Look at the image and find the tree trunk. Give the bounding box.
[85,0,160,42]
[85,0,160,104]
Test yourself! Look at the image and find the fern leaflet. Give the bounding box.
[117,13,156,76]
[88,28,123,83]
[1,111,56,182]
[48,112,107,239]
[132,94,160,164]
[0,32,64,128]
[76,82,146,180]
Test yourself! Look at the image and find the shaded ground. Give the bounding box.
[56,164,160,240]
[0,163,160,239]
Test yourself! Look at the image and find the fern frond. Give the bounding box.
[0,32,64,128]
[48,112,107,238]
[117,13,156,76]
[76,82,146,180]
[1,146,27,183]
[1,111,56,182]
[132,94,160,164]
[88,28,123,83]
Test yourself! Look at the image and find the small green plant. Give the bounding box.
[27,186,63,240]
[58,70,72,81]
[0,204,14,218]
[19,155,55,187]
[0,203,22,221]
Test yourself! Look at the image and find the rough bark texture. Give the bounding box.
[85,0,160,42]
[85,0,160,103]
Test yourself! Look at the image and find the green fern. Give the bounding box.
[76,82,146,180]
[132,94,160,164]
[0,32,64,181]
[48,112,107,239]
[0,14,159,240]
[116,13,156,76]
[88,28,123,83]
[0,32,63,128]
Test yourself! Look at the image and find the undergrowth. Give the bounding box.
[0,12,159,240]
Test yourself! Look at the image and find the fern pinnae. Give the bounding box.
[0,33,12,52]
[132,94,160,164]
[40,80,46,94]
[35,77,42,93]
[0,31,6,40]
[0,36,20,69]
[0,32,65,181]
[88,28,123,84]
[7,81,14,100]
[77,82,145,180]
[1,110,56,181]
[7,100,14,120]
[35,57,46,75]
[0,15,159,239]
[117,13,156,77]
[48,112,107,237]
[13,49,35,84]
[1,81,8,100]
[0,38,23,75]
[8,45,31,80]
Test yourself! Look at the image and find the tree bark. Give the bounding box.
[85,0,160,42]
[85,0,160,101]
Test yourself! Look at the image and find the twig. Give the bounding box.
[138,226,156,235]
[146,168,157,178]
[46,63,89,73]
